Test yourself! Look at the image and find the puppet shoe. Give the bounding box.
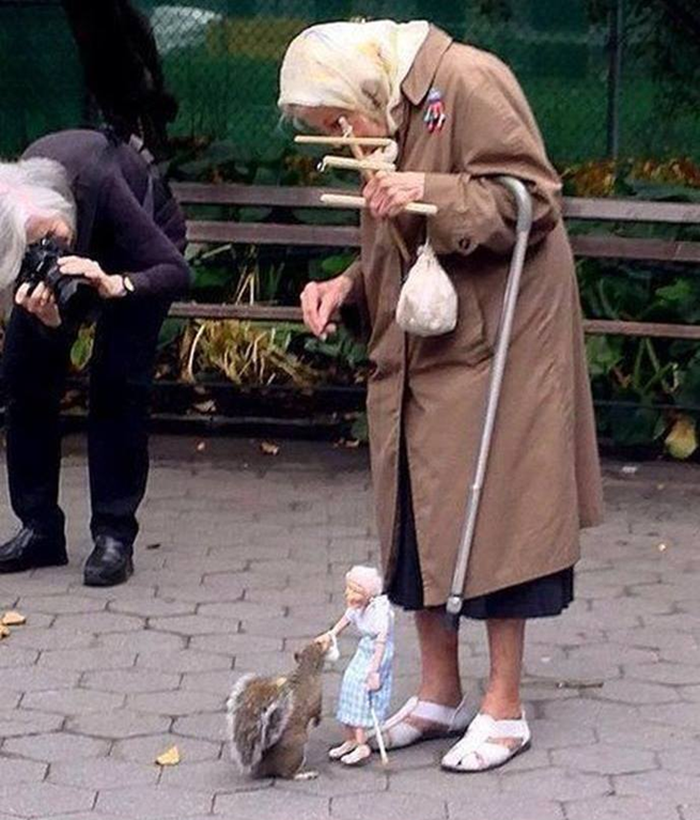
[369,696,472,751]
[329,740,357,760]
[340,743,372,766]
[441,711,531,772]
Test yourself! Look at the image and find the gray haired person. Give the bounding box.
[0,129,190,586]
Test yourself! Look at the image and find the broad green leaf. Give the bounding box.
[158,319,186,351]
[586,335,624,377]
[70,327,94,372]
[320,254,357,278]
[351,412,369,443]
[191,264,236,291]
[677,353,700,407]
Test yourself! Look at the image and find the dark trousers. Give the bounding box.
[2,297,170,545]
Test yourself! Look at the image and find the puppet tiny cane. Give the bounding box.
[319,566,394,765]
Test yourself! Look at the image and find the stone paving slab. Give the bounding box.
[0,434,699,820]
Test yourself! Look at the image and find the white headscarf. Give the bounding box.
[279,19,430,133]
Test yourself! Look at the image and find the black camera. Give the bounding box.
[17,237,97,328]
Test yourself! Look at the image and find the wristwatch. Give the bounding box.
[122,275,136,295]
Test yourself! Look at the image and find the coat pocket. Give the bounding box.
[413,274,492,368]
[455,274,493,366]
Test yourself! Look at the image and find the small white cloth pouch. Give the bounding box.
[396,241,458,337]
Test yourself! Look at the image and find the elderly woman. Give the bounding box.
[279,21,603,771]
[0,130,189,586]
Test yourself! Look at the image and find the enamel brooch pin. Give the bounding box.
[424,88,447,133]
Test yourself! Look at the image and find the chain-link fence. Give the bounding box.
[0,0,698,166]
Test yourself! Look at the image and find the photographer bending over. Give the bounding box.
[0,129,190,586]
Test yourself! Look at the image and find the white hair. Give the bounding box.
[0,157,76,290]
[346,565,383,598]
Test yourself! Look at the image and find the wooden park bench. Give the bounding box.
[170,181,700,344]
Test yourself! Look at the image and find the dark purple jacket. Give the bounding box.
[23,129,190,298]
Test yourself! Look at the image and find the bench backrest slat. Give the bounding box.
[186,220,360,248]
[563,197,700,224]
[174,184,700,224]
[173,182,347,209]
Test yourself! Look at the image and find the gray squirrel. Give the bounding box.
[226,636,338,779]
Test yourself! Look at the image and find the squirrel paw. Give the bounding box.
[294,770,319,781]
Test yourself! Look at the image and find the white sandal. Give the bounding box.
[340,743,371,766]
[329,740,357,760]
[369,696,472,751]
[441,711,531,772]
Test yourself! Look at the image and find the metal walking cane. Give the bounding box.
[446,176,534,617]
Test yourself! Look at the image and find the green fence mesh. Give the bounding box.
[0,0,698,165]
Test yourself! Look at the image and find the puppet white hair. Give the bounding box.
[346,565,383,598]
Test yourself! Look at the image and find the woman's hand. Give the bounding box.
[300,273,354,339]
[57,256,126,299]
[363,171,425,219]
[15,282,61,328]
[365,671,381,692]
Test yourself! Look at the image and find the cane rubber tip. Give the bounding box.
[446,595,462,616]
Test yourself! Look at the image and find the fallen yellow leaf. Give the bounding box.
[665,415,698,460]
[260,441,280,456]
[155,746,180,766]
[2,611,26,627]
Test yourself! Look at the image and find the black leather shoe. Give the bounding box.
[84,535,133,587]
[0,527,68,573]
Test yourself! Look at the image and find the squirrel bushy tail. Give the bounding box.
[226,674,295,774]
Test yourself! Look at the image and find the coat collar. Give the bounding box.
[401,25,453,107]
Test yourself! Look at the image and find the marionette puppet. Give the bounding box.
[319,565,394,766]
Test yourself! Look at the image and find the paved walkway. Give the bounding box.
[0,435,699,820]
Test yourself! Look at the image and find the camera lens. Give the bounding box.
[52,275,98,327]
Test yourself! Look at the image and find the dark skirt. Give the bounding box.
[386,441,574,620]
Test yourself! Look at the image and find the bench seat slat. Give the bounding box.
[169,303,304,321]
[583,320,700,340]
[168,303,700,341]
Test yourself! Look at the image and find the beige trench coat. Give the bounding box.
[344,27,604,605]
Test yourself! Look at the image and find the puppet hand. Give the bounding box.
[314,632,332,650]
[365,671,381,691]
